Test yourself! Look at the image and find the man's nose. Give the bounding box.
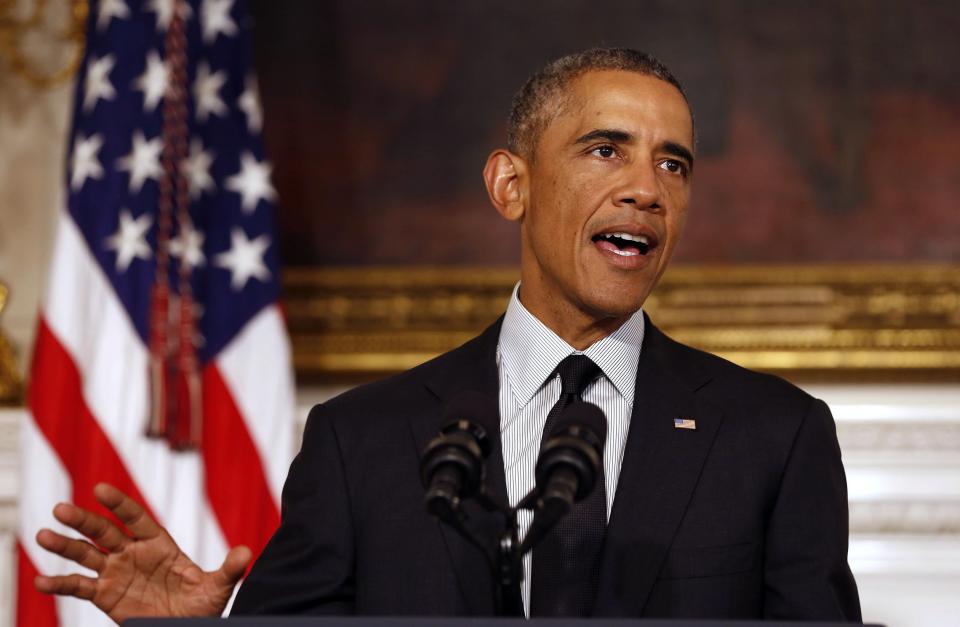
[612,162,661,210]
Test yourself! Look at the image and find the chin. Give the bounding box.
[582,289,648,320]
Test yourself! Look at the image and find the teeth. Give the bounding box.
[604,232,650,245]
[612,249,638,257]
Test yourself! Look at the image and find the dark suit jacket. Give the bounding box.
[231,316,861,620]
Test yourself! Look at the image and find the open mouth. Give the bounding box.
[591,231,656,257]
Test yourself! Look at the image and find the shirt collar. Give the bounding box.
[498,282,645,407]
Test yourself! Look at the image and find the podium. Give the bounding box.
[126,619,880,626]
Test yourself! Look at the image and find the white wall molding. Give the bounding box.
[837,421,960,451]
[850,501,960,535]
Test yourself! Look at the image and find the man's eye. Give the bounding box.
[592,145,617,159]
[659,159,686,175]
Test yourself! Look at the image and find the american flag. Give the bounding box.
[17,1,295,625]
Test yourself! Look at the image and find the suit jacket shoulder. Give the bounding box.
[617,318,860,621]
[318,316,502,434]
[643,320,820,461]
[233,319,505,616]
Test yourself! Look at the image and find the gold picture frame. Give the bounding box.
[284,264,960,383]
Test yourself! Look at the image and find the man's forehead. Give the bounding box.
[549,69,694,144]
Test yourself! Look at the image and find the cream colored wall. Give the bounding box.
[0,49,72,377]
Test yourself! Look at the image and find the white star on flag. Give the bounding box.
[147,0,193,32]
[170,220,206,269]
[133,50,169,112]
[182,139,216,199]
[105,209,153,272]
[70,134,105,191]
[225,151,277,213]
[201,0,238,43]
[96,0,130,31]
[117,131,164,193]
[194,62,228,121]
[83,54,117,111]
[215,228,271,290]
[238,74,262,133]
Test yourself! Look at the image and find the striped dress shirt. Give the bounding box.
[497,283,645,616]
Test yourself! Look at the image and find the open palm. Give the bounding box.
[35,483,251,624]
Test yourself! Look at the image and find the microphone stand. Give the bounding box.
[425,404,603,616]
[479,492,524,617]
[433,486,561,617]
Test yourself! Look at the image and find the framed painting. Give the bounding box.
[248,1,960,382]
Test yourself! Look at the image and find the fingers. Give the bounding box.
[53,502,130,553]
[34,573,98,600]
[212,545,252,587]
[36,529,107,573]
[94,482,163,541]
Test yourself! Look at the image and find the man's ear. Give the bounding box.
[483,149,527,221]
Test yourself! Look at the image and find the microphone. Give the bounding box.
[420,390,498,522]
[521,401,607,552]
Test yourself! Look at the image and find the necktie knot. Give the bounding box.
[555,354,601,398]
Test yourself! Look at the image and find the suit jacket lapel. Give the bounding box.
[411,317,509,615]
[594,318,724,616]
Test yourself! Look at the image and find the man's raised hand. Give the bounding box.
[34,483,252,624]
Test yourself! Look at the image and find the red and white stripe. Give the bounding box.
[17,213,295,626]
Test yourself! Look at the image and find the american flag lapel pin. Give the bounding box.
[674,417,697,430]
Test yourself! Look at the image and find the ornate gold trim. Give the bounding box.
[284,264,960,382]
[0,283,23,405]
[0,0,88,89]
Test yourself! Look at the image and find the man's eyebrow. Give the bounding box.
[662,141,695,170]
[573,128,634,145]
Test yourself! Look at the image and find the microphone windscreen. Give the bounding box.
[441,389,500,438]
[546,401,608,445]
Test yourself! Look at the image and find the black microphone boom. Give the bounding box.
[420,390,498,522]
[520,401,607,554]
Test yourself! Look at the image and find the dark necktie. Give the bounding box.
[530,354,606,617]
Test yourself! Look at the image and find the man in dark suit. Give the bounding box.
[34,48,861,622]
